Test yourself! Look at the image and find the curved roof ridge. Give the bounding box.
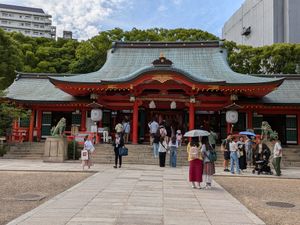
[100,65,226,84]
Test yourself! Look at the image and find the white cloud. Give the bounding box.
[26,0,127,40]
[158,4,168,12]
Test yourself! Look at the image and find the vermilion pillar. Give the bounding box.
[36,110,42,141]
[189,103,195,130]
[132,100,139,144]
[227,122,232,135]
[247,111,253,129]
[28,110,35,142]
[81,109,87,131]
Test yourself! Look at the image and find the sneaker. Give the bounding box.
[113,165,117,168]
[192,185,196,189]
[197,186,202,189]
[119,165,121,168]
[225,169,230,172]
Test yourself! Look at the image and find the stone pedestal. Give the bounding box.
[43,137,67,162]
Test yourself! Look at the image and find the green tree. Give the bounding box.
[0,89,29,136]
[225,41,300,74]
[0,29,23,90]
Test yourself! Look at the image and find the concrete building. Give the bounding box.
[222,0,300,46]
[0,3,56,38]
[63,30,72,39]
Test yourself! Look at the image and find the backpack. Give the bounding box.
[190,146,199,159]
[208,150,217,162]
[206,144,217,162]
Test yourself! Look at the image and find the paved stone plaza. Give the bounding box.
[1,160,299,225]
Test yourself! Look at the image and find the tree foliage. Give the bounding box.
[0,28,299,91]
[0,90,29,136]
[0,29,23,90]
[225,41,300,74]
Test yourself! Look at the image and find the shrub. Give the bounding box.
[67,140,80,160]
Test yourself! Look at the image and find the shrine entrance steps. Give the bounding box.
[2,142,300,167]
[2,142,44,160]
[92,144,222,166]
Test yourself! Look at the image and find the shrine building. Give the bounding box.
[4,41,300,145]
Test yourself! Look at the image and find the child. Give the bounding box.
[176,130,182,146]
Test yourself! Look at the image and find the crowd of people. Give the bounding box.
[148,117,182,167]
[81,116,283,181]
[221,133,282,176]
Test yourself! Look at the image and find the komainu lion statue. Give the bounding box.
[51,117,66,136]
[261,121,278,142]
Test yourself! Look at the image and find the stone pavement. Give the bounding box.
[1,160,300,225]
[0,160,268,225]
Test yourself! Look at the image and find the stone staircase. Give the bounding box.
[3,142,44,159]
[92,144,226,166]
[92,144,189,166]
[2,142,300,167]
[282,146,300,167]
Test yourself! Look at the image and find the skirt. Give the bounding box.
[203,162,215,175]
[189,159,203,182]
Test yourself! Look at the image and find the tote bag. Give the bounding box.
[119,146,128,156]
[81,150,89,160]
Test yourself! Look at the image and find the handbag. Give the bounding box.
[81,150,89,160]
[236,150,241,158]
[119,146,128,156]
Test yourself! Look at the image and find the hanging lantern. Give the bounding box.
[149,100,156,109]
[91,109,103,121]
[226,110,238,124]
[170,101,176,109]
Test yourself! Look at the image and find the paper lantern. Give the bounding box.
[226,110,238,123]
[91,109,102,121]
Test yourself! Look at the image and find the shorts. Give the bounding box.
[224,151,230,160]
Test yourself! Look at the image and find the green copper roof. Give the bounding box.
[5,74,299,104]
[49,41,281,85]
[262,78,300,104]
[5,75,76,102]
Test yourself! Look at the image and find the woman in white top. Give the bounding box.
[229,136,240,174]
[271,137,282,176]
[158,137,168,167]
[82,135,95,170]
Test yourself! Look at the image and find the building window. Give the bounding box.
[40,25,44,28]
[40,32,43,35]
[19,15,23,18]
[20,22,24,26]
[1,20,8,24]
[25,22,31,27]
[25,30,30,34]
[33,31,38,35]
[286,115,297,144]
[2,12,8,17]
[252,113,263,134]
[34,16,39,20]
[25,15,31,19]
[34,24,39,27]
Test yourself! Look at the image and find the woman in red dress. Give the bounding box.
[187,137,203,189]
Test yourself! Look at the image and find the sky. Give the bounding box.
[1,0,244,40]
